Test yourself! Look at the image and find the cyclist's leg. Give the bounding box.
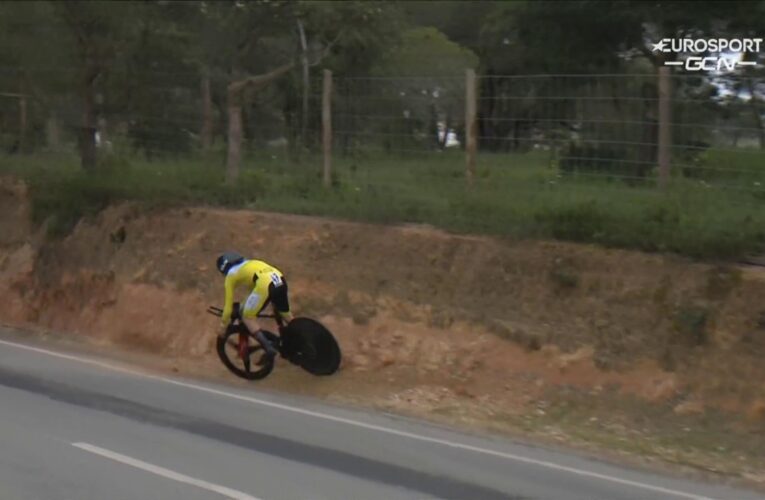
[269,277,293,323]
[241,287,277,356]
[241,288,267,329]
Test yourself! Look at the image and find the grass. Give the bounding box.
[1,146,765,259]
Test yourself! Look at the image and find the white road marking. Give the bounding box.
[72,442,261,500]
[1,338,714,500]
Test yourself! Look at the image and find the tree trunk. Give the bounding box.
[46,113,60,150]
[18,93,27,154]
[746,78,764,149]
[226,86,242,184]
[201,74,213,150]
[465,68,477,185]
[637,81,658,173]
[657,66,672,187]
[297,19,309,149]
[440,111,451,150]
[322,69,332,188]
[80,75,97,170]
[216,99,227,162]
[224,62,296,181]
[98,116,109,152]
[429,103,440,150]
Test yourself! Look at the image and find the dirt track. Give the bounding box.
[2,176,765,479]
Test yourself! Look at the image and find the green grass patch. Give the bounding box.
[1,147,764,259]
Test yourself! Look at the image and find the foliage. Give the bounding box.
[0,0,405,164]
[0,1,763,260]
[3,149,765,259]
[375,27,478,77]
[359,27,479,150]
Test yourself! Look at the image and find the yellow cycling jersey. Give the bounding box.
[221,259,284,324]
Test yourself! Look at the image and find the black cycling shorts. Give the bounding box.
[265,278,290,314]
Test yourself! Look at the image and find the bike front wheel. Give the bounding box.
[216,325,275,380]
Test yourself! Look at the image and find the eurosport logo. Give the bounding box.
[652,38,762,72]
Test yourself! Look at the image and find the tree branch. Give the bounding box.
[307,31,343,67]
[59,3,88,53]
[228,61,296,95]
[226,28,343,99]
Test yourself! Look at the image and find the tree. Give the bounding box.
[398,0,495,53]
[180,0,401,181]
[0,1,403,171]
[94,1,200,158]
[0,1,72,154]
[371,27,478,150]
[294,1,402,157]
[55,1,144,169]
[184,1,312,182]
[726,0,765,149]
[467,0,765,157]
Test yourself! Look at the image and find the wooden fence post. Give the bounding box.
[322,69,332,188]
[658,66,671,189]
[465,68,478,186]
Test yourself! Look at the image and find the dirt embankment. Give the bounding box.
[2,176,765,476]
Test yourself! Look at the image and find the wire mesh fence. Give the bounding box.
[0,65,764,199]
[2,63,765,257]
[326,72,765,196]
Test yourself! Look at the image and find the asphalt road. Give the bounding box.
[0,331,763,500]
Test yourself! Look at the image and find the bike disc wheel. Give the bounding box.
[280,318,341,376]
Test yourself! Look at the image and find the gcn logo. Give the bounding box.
[652,38,762,72]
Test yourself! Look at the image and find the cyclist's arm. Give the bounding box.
[221,275,235,325]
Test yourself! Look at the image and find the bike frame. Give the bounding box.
[206,304,285,359]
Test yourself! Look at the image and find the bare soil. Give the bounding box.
[2,176,765,483]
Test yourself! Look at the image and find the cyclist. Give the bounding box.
[216,251,293,364]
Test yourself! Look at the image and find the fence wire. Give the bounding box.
[328,72,765,196]
[0,66,764,199]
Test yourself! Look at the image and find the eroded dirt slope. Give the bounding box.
[2,176,765,478]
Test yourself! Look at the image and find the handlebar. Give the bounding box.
[206,306,224,317]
